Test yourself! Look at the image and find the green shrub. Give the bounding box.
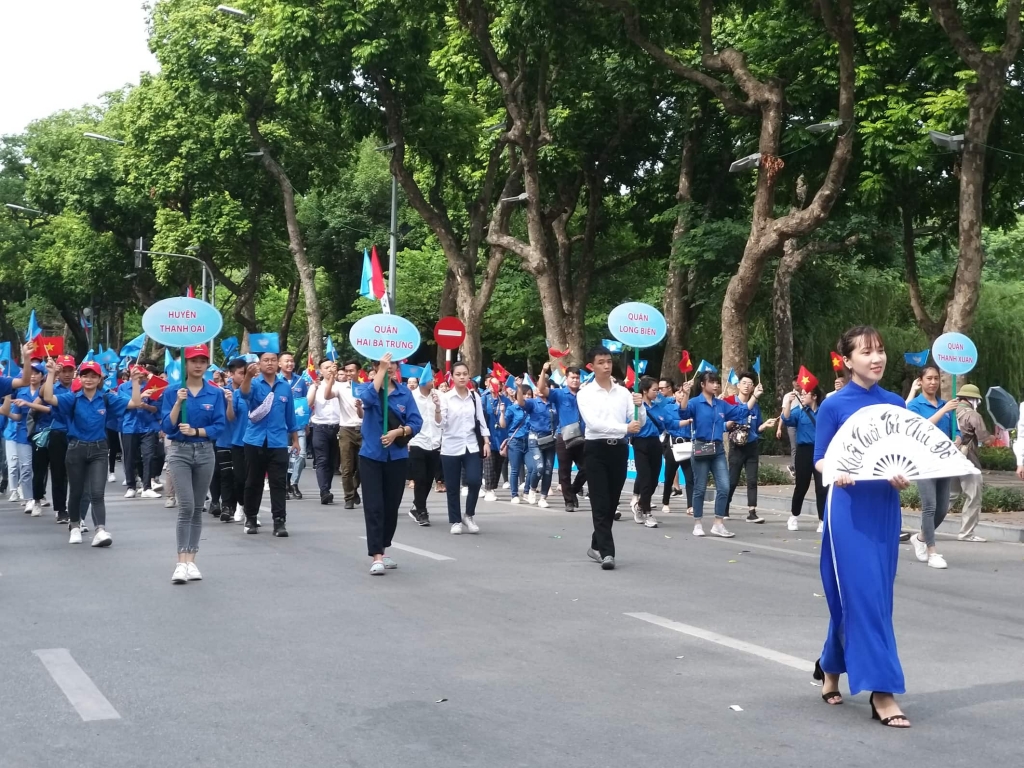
[901,485,1024,513]
[979,447,1018,472]
[733,463,794,487]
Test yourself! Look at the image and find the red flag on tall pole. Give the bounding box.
[186,285,195,298]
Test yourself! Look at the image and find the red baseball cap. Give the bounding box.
[184,344,210,360]
[79,361,103,377]
[57,354,76,369]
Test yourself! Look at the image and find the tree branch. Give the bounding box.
[927,0,987,71]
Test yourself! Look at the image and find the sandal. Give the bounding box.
[813,659,843,705]
[869,693,910,728]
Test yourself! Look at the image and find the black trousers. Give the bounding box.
[555,435,587,504]
[409,445,440,514]
[632,436,663,513]
[49,430,69,513]
[67,439,108,526]
[359,455,407,556]
[210,447,234,510]
[584,440,629,558]
[31,441,50,503]
[243,443,289,521]
[793,443,827,519]
[106,429,120,474]
[311,423,341,496]
[661,441,694,507]
[231,446,247,512]
[727,440,760,509]
[122,432,157,490]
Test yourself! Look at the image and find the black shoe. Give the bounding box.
[210,504,221,518]
[285,487,294,500]
[291,485,303,500]
[671,488,682,497]
[613,511,622,521]
[220,510,233,522]
[344,500,355,509]
[273,519,289,537]
[899,531,912,542]
[408,508,420,522]
[420,513,430,527]
[56,515,69,524]
[353,492,361,505]
[321,492,334,505]
[565,503,575,513]
[245,518,259,534]
[746,510,765,524]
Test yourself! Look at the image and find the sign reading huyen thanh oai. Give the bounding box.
[142,298,223,348]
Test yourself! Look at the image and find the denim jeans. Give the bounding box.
[66,439,109,526]
[691,446,729,520]
[526,437,555,496]
[917,477,951,547]
[507,437,527,498]
[12,441,33,501]
[441,451,482,524]
[289,431,307,485]
[167,441,216,553]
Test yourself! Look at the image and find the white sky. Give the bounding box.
[0,0,158,136]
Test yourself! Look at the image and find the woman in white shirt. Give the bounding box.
[436,362,490,535]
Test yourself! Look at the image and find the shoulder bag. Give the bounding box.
[534,404,557,449]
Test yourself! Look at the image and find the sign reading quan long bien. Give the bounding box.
[349,313,422,361]
[607,302,667,349]
[142,297,223,348]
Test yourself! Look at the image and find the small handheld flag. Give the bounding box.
[548,346,570,359]
[504,374,517,391]
[220,337,240,359]
[400,363,423,381]
[491,361,511,382]
[248,333,279,355]
[830,351,844,372]
[623,365,636,390]
[120,332,146,359]
[727,368,739,386]
[752,356,761,377]
[696,360,718,374]
[797,365,818,393]
[325,336,337,361]
[421,361,433,382]
[601,339,624,354]
[26,309,43,344]
[678,350,693,375]
[37,337,64,359]
[636,359,648,374]
[904,349,929,367]
[164,349,182,385]
[523,373,536,390]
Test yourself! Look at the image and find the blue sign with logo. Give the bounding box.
[607,302,666,349]
[142,298,223,348]
[931,332,978,376]
[349,314,422,361]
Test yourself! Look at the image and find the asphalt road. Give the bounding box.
[2,475,1022,768]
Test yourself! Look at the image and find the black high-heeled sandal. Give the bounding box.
[869,692,911,727]
[813,659,843,705]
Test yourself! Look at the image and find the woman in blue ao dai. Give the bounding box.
[812,326,912,728]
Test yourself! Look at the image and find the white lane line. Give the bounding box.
[625,612,815,673]
[33,649,121,721]
[358,537,455,561]
[708,538,819,559]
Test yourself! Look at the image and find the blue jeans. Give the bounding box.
[289,431,306,485]
[507,437,527,498]
[526,437,555,496]
[441,451,482,524]
[691,447,729,520]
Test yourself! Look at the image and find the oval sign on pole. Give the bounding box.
[607,302,666,349]
[349,314,422,362]
[931,332,978,376]
[142,297,223,348]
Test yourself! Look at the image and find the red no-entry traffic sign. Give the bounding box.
[433,316,466,350]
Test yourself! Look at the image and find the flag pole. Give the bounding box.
[633,346,640,420]
[951,374,958,440]
[382,370,390,435]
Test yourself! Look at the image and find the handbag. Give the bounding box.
[670,438,692,462]
[533,401,557,449]
[386,405,411,448]
[500,416,527,457]
[32,426,52,449]
[561,421,584,448]
[692,439,720,458]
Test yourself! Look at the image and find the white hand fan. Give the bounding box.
[820,404,980,486]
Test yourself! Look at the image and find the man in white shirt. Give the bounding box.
[408,376,442,525]
[329,360,364,509]
[307,359,342,505]
[1014,401,1024,482]
[576,346,644,571]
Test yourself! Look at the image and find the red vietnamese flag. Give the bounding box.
[186,285,195,298]
[357,369,370,383]
[491,361,511,382]
[38,336,64,358]
[797,365,819,393]
[623,365,636,390]
[548,346,570,359]
[307,353,317,380]
[678,350,693,374]
[433,370,446,388]
[369,246,387,301]
[830,351,843,373]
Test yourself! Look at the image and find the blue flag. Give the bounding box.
[696,360,718,374]
[551,368,566,386]
[904,349,929,367]
[248,333,279,356]
[164,349,182,385]
[400,363,422,381]
[97,348,120,366]
[523,373,536,390]
[601,339,624,354]
[220,337,239,359]
[752,356,761,376]
[581,371,595,385]
[420,361,433,382]
[325,336,337,361]
[0,341,10,365]
[727,368,739,386]
[83,349,95,364]
[26,309,42,342]
[637,359,648,374]
[120,332,146,359]
[504,374,517,391]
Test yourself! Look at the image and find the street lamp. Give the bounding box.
[83,132,125,145]
[929,130,965,152]
[807,119,844,134]
[728,153,762,173]
[134,239,216,305]
[4,203,47,216]
[374,142,399,311]
[215,5,249,18]
[501,192,529,203]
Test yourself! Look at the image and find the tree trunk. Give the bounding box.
[902,203,945,341]
[661,132,697,379]
[278,278,301,351]
[56,305,90,360]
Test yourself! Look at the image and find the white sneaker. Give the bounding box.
[816,521,824,533]
[7,490,18,503]
[661,504,671,514]
[80,520,89,533]
[15,488,23,502]
[91,529,112,547]
[510,496,521,505]
[150,482,164,492]
[692,522,705,537]
[164,496,176,509]
[122,479,127,486]
[140,489,162,499]
[107,472,116,483]
[450,523,463,535]
[527,490,537,505]
[171,563,188,584]
[463,516,480,534]
[912,534,929,563]
[927,553,948,569]
[461,486,469,497]
[538,497,549,509]
[633,505,644,524]
[710,522,736,538]
[185,562,202,581]
[644,514,659,528]
[484,490,497,502]
[125,489,136,499]
[263,479,269,491]
[787,515,800,531]
[69,527,82,544]
[502,482,510,489]
[234,505,244,522]
[630,494,639,513]
[30,501,41,517]
[256,515,261,527]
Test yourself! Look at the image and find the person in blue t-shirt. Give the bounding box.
[208,371,238,523]
[631,376,667,528]
[655,377,694,515]
[119,366,163,500]
[480,379,509,501]
[516,384,557,507]
[905,364,960,567]
[229,358,250,522]
[725,371,778,525]
[7,363,50,515]
[278,351,309,500]
[538,363,587,513]
[782,385,827,531]
[499,385,531,502]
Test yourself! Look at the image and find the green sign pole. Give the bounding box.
[633,346,641,419]
[382,370,390,434]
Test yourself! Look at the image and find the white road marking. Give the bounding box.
[33,649,121,721]
[625,612,815,673]
[708,538,818,559]
[358,537,455,561]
